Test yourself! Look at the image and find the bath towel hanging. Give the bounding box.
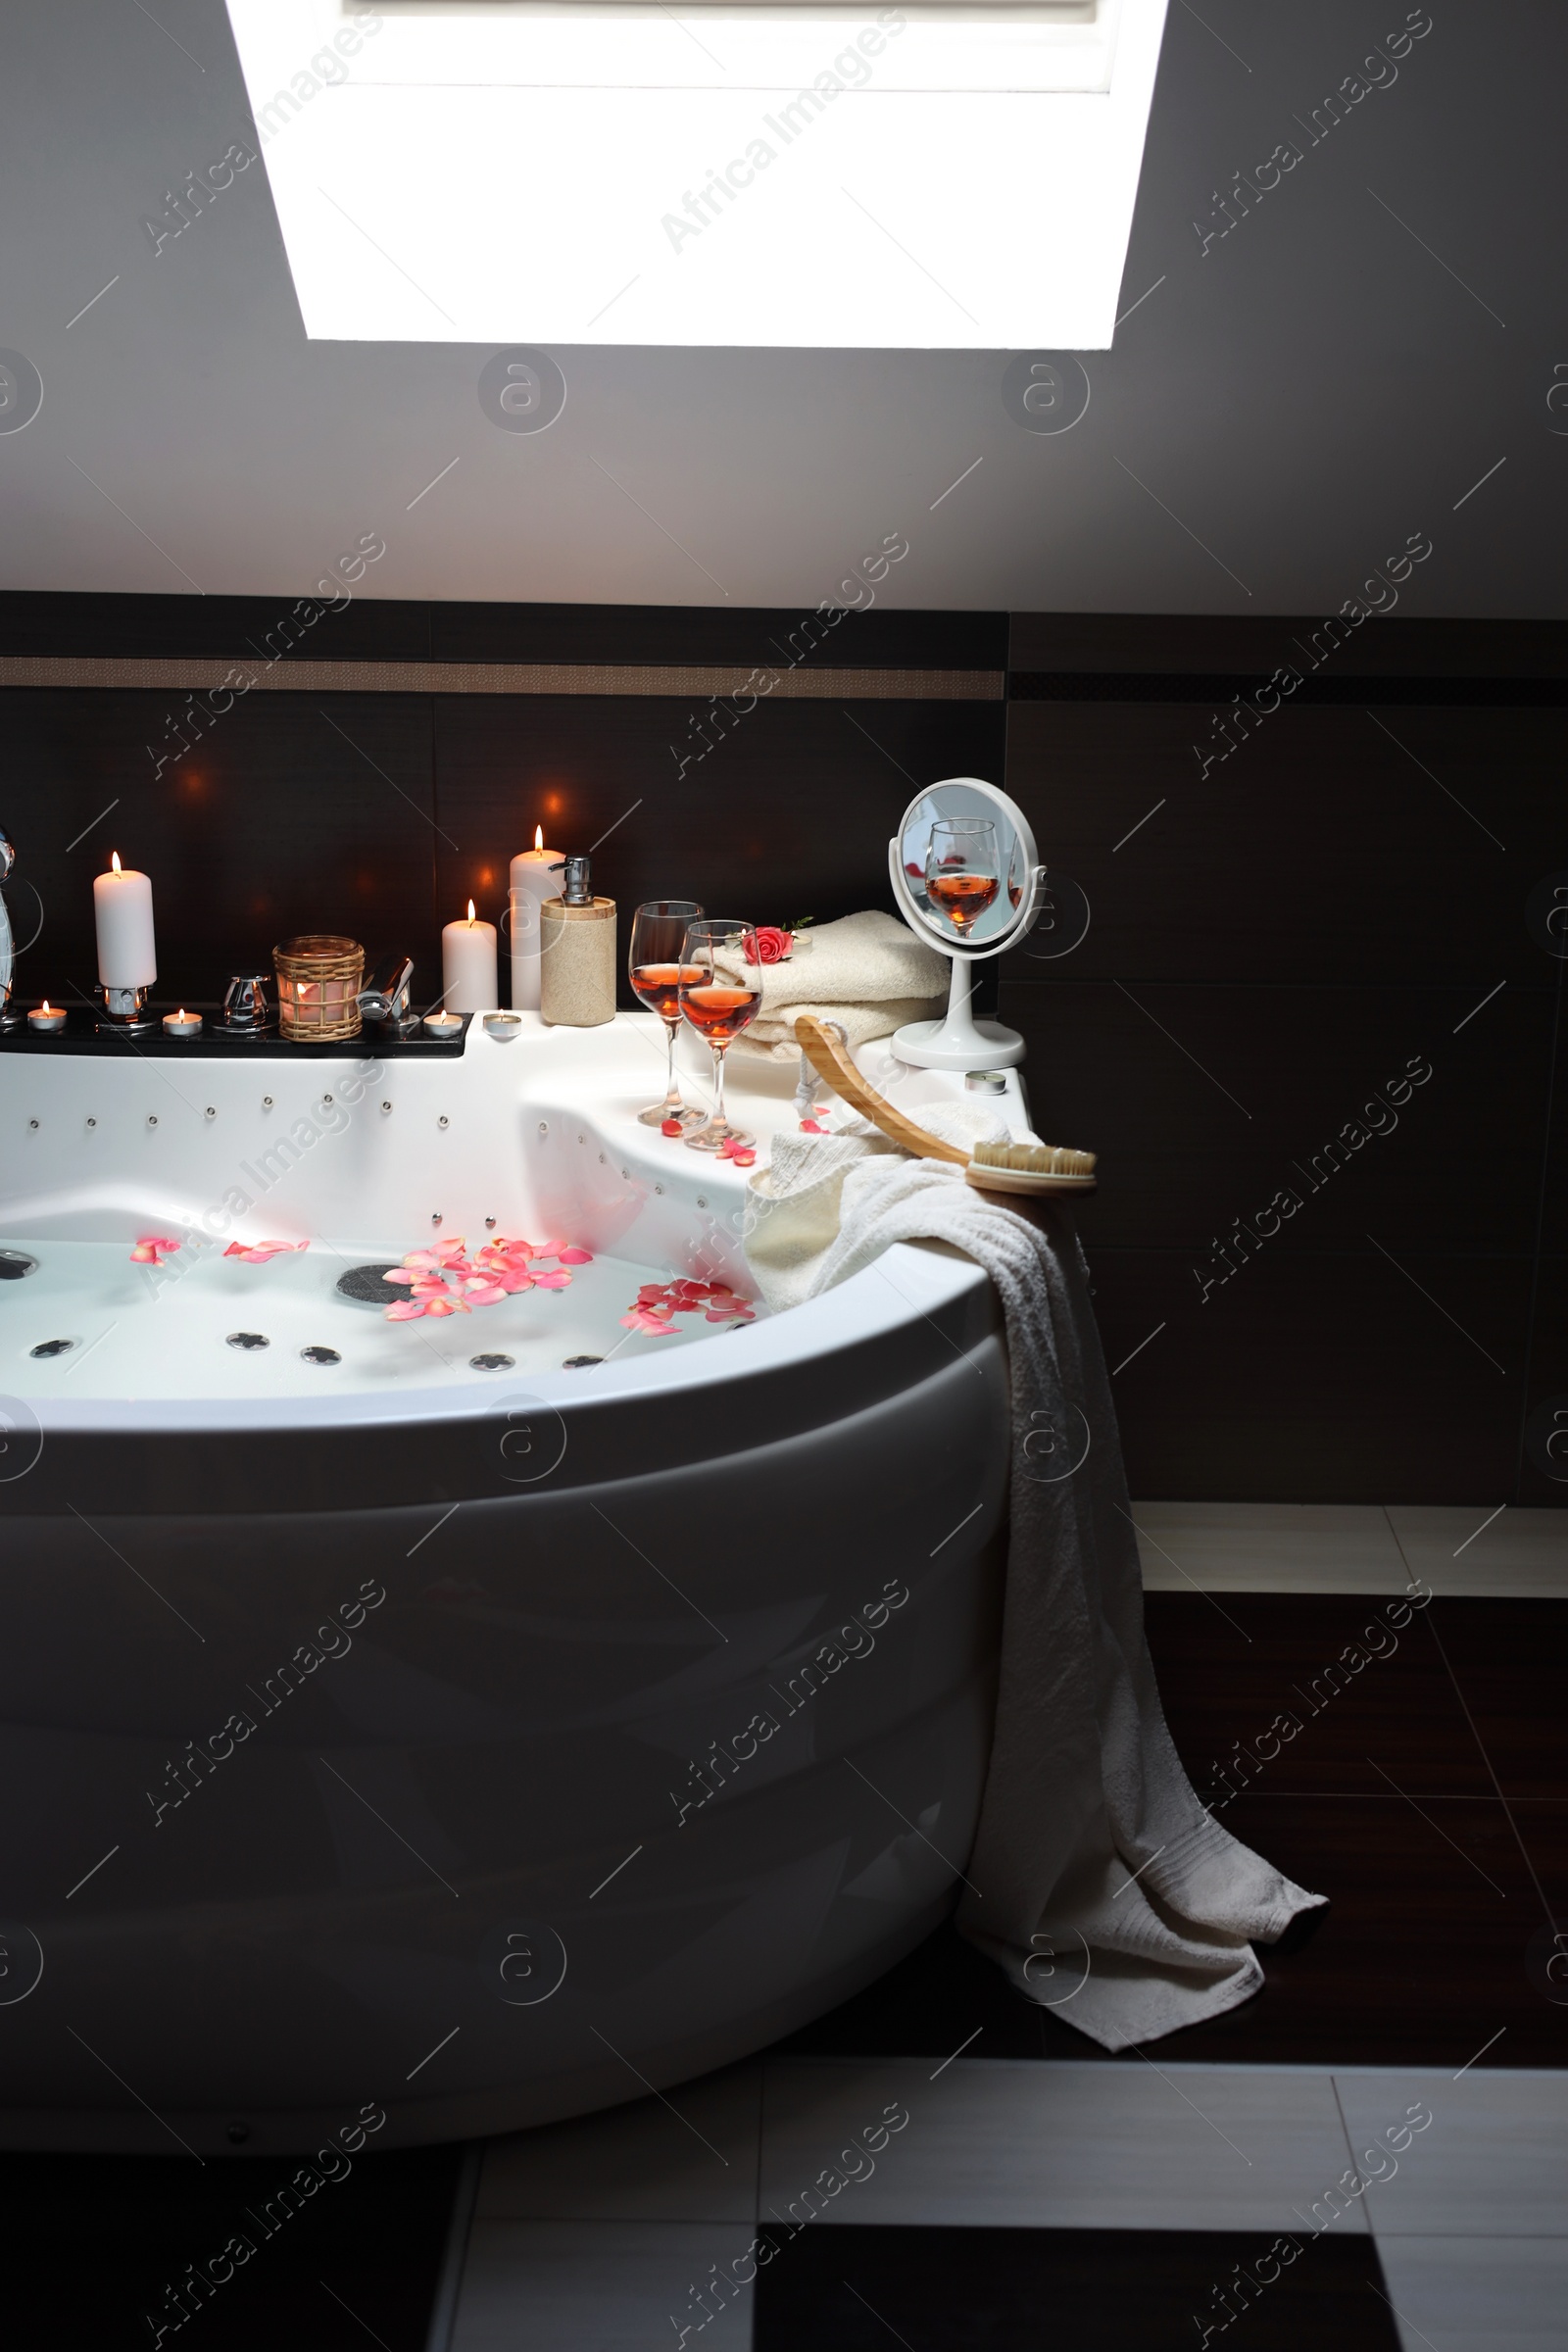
[745,1137,1325,2051]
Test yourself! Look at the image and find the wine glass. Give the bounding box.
[678,921,761,1152]
[628,899,706,1127]
[925,817,1000,939]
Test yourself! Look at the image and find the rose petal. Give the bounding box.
[465,1284,507,1307]
[531,1270,572,1290]
[385,1300,426,1321]
[497,1269,535,1294]
[661,1117,684,1138]
[129,1244,157,1262]
[556,1247,593,1265]
[382,1268,418,1285]
[423,1295,470,1317]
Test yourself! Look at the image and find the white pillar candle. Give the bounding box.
[509,828,561,1011]
[442,900,498,1013]
[93,854,157,987]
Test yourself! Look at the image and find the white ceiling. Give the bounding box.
[0,0,1558,612]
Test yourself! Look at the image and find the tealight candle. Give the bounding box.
[93,853,157,988]
[27,1001,66,1035]
[442,899,499,1014]
[483,1012,521,1042]
[163,1007,202,1039]
[423,1010,464,1039]
[509,826,560,1011]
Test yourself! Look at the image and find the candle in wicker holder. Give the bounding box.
[272,936,365,1043]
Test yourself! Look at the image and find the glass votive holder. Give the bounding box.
[273,937,365,1042]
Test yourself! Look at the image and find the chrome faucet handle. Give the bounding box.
[222,972,273,1031]
[358,953,417,1031]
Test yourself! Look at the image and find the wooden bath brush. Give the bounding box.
[793,1015,1097,1196]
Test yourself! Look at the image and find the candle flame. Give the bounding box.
[466,899,476,923]
[111,852,122,873]
[176,1009,187,1021]
[40,1002,52,1015]
[534,825,544,851]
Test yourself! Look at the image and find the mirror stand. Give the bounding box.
[893,954,1026,1071]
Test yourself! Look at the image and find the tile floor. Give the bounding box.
[439,1510,1565,2352]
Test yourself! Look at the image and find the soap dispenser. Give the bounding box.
[539,855,616,1027]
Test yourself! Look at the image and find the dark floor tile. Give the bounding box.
[1098,1791,1568,2069]
[1424,1597,1568,1803]
[776,1909,1047,2061]
[754,2224,1400,2351]
[0,2143,464,2347]
[786,1786,1568,2071]
[1144,1592,1494,1800]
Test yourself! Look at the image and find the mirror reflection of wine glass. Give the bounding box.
[1007,839,1022,911]
[925,817,1000,939]
[679,920,761,1152]
[628,899,706,1127]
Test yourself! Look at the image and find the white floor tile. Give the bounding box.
[1386,1506,1568,1598]
[451,2221,756,2352]
[758,2056,1366,2233]
[477,2061,760,2223]
[1337,2070,1568,2236]
[1376,2234,1568,2350]
[1131,1501,1412,1593]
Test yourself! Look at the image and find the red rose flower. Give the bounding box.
[745,926,793,965]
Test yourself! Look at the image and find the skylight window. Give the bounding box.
[225,0,1168,348]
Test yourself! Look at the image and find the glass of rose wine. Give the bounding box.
[678,920,761,1152]
[926,817,1001,939]
[628,899,706,1127]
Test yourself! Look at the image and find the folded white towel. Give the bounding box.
[720,910,948,1063]
[744,1139,1324,2051]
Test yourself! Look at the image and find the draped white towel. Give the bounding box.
[719,909,948,1062]
[745,1138,1325,2050]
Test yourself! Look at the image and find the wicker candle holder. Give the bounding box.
[273,936,365,1043]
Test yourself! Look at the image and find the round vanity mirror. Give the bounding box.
[888,776,1044,959]
[885,776,1044,1070]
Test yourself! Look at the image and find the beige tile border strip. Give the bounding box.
[0,655,1003,702]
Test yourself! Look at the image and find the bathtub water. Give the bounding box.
[4,1236,760,1399]
[0,1014,1022,2153]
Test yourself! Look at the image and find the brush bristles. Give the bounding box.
[971,1139,1098,1177]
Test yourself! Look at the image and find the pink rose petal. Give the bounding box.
[385,1300,426,1321]
[497,1269,535,1295]
[556,1247,593,1265]
[530,1270,572,1290]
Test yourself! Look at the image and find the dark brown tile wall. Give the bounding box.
[1001,650,1566,1508]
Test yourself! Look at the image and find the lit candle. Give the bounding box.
[27,1000,66,1035]
[509,825,561,1011]
[163,1007,202,1039]
[93,853,157,988]
[422,1010,463,1038]
[442,899,498,1014]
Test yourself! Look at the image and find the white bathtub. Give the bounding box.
[0,1015,1017,2153]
